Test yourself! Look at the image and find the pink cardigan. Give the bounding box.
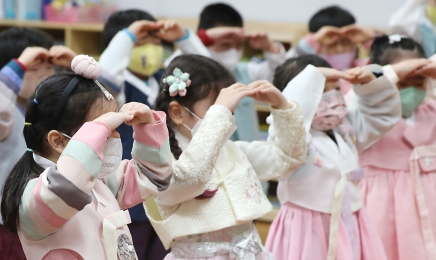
[18,111,172,260]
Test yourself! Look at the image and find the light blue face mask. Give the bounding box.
[399,87,426,118]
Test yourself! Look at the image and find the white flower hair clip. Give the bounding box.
[163,67,191,97]
[389,34,407,44]
[71,54,114,101]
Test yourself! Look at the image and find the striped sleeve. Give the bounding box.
[0,59,26,95]
[19,122,109,240]
[109,111,172,209]
[296,34,320,56]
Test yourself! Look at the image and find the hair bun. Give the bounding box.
[71,55,101,80]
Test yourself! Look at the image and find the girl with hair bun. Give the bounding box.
[1,55,173,260]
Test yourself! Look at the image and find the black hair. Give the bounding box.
[0,27,54,68]
[370,35,427,65]
[102,9,157,48]
[273,55,332,91]
[1,74,108,233]
[198,3,243,31]
[155,54,235,160]
[309,5,356,33]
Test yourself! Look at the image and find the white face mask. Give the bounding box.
[182,107,237,141]
[209,48,243,72]
[62,133,122,178]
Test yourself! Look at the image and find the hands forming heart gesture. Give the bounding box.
[205,27,279,53]
[128,19,186,43]
[17,46,77,69]
[314,25,377,46]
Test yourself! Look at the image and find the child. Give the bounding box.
[0,27,76,111]
[265,54,418,260]
[99,10,209,258]
[0,55,172,260]
[193,2,288,142]
[143,54,306,259]
[390,0,436,57]
[295,6,381,94]
[359,35,436,260]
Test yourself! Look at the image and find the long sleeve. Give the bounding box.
[0,59,26,95]
[19,122,110,240]
[235,102,306,181]
[346,65,402,152]
[389,0,425,38]
[103,111,173,209]
[99,31,135,94]
[246,43,287,82]
[163,29,212,67]
[154,105,233,207]
[267,65,324,180]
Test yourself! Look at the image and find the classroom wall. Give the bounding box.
[113,0,405,28]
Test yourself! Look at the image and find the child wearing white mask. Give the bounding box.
[359,35,436,260]
[295,6,382,94]
[0,55,173,260]
[192,3,288,142]
[265,54,411,260]
[390,0,436,57]
[146,54,306,259]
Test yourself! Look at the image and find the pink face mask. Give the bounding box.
[312,89,347,131]
[320,52,355,71]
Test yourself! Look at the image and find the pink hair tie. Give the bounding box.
[71,55,113,100]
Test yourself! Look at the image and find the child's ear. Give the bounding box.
[168,101,185,126]
[47,130,69,155]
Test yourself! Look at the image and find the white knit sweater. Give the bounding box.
[144,104,306,249]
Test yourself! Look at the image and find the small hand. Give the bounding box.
[128,20,162,41]
[214,83,253,112]
[49,45,76,68]
[341,24,376,43]
[155,20,186,42]
[93,111,134,132]
[317,67,356,82]
[17,47,51,69]
[344,67,376,84]
[119,102,155,125]
[313,26,342,46]
[245,32,279,53]
[248,80,290,109]
[412,60,436,79]
[392,58,430,81]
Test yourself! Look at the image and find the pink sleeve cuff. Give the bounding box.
[133,111,168,148]
[72,122,110,161]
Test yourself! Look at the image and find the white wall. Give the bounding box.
[114,0,406,28]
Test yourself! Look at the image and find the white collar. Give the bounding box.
[33,154,56,169]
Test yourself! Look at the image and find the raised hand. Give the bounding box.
[155,20,186,42]
[248,80,290,110]
[341,24,376,44]
[119,102,155,125]
[345,67,376,84]
[17,47,51,69]
[313,26,342,46]
[93,111,134,132]
[392,58,430,81]
[214,83,253,112]
[412,60,436,79]
[128,20,162,41]
[49,45,76,68]
[317,67,356,82]
[245,32,279,53]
